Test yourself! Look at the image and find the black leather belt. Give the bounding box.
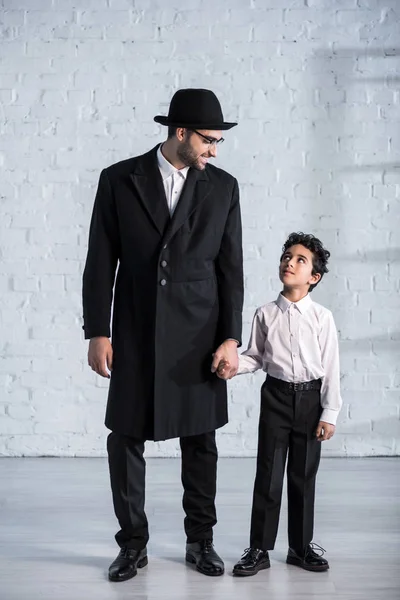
[266,375,321,393]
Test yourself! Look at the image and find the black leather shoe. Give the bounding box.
[186,540,224,576]
[108,547,148,582]
[233,547,270,576]
[286,543,329,572]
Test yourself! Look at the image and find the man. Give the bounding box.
[82,88,243,582]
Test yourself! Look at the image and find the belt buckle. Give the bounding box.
[293,382,300,391]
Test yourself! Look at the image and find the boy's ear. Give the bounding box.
[309,272,321,286]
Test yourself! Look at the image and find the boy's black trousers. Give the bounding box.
[250,375,323,554]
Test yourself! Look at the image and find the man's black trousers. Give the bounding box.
[107,430,218,549]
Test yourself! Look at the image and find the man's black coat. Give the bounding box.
[82,145,243,441]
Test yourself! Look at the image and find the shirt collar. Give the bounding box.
[157,144,189,181]
[276,292,313,315]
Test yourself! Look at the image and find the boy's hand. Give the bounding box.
[211,340,238,379]
[216,359,231,380]
[316,421,335,441]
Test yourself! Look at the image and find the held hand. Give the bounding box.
[211,340,238,380]
[88,336,113,378]
[316,421,335,442]
[217,359,230,379]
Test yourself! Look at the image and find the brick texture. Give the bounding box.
[0,0,399,457]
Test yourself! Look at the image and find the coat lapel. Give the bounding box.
[129,146,170,236]
[129,145,214,241]
[163,167,213,245]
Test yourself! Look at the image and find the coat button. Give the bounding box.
[161,260,167,267]
[160,279,167,286]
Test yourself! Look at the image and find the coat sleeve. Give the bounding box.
[214,177,244,347]
[82,169,120,339]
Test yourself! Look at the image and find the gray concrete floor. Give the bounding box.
[1,457,399,600]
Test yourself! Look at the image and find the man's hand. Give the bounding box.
[316,421,335,441]
[211,340,238,380]
[88,336,113,378]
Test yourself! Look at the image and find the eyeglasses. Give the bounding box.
[190,129,225,147]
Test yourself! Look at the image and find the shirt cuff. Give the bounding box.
[320,408,339,426]
[237,354,261,374]
[224,338,239,345]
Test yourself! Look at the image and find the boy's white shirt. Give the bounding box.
[238,293,342,425]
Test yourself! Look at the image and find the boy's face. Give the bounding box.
[279,244,321,290]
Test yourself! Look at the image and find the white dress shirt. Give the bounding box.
[238,293,342,425]
[157,144,189,216]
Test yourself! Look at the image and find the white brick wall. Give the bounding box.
[1,0,399,457]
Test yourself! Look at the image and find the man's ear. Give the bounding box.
[176,127,187,142]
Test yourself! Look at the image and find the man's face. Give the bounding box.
[279,244,320,288]
[177,129,223,171]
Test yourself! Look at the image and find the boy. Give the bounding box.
[218,232,342,575]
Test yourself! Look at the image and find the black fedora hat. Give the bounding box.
[154,88,237,131]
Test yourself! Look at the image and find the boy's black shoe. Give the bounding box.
[186,540,224,576]
[232,548,271,576]
[108,547,148,582]
[286,543,329,572]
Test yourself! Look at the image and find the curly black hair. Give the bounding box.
[281,232,330,292]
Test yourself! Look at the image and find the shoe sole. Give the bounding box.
[232,561,271,577]
[286,557,329,572]
[108,556,148,582]
[185,553,224,577]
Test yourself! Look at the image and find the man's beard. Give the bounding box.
[177,139,207,171]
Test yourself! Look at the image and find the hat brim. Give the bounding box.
[154,116,237,130]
